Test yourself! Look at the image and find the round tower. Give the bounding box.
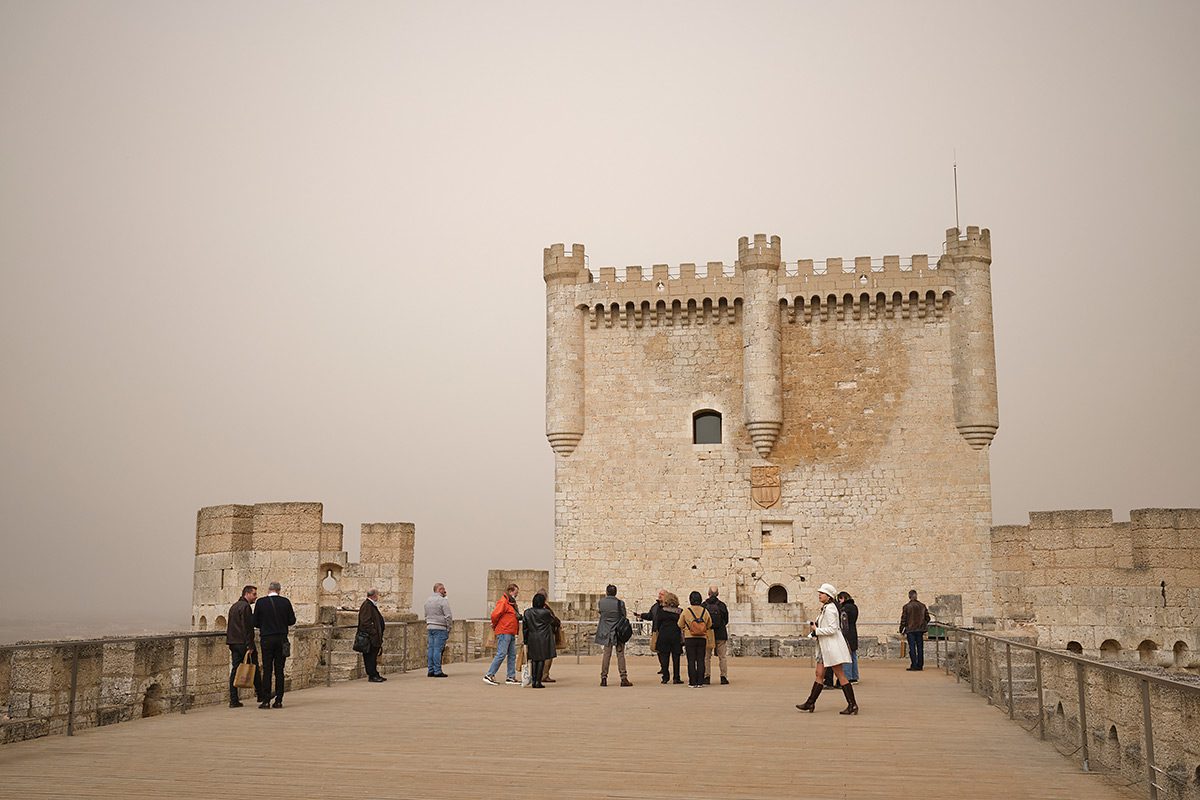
[543,243,587,456]
[946,226,999,448]
[738,234,783,458]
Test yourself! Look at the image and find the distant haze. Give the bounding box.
[2,2,1198,641]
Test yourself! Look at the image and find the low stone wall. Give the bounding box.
[961,630,1200,800]
[0,618,494,746]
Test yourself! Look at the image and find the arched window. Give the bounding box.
[693,410,722,444]
[767,584,788,603]
[1066,641,1083,654]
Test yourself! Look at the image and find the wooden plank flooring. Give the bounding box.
[0,658,1137,799]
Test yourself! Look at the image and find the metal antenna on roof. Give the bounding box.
[953,150,960,231]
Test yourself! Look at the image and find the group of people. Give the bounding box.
[224,580,456,708]
[224,577,933,717]
[224,582,296,709]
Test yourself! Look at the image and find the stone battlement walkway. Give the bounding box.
[0,658,1137,799]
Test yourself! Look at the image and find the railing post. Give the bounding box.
[325,624,334,687]
[1141,678,1158,800]
[955,629,961,683]
[1075,660,1090,772]
[66,644,80,736]
[401,623,408,673]
[574,624,580,665]
[180,636,190,715]
[1006,642,1014,719]
[1035,650,1045,740]
[463,622,469,662]
[968,634,975,694]
[936,634,941,668]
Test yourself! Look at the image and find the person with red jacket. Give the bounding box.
[483,584,521,685]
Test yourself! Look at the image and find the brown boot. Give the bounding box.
[796,681,823,712]
[620,677,633,687]
[839,682,859,715]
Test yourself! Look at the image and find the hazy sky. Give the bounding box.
[2,2,1197,638]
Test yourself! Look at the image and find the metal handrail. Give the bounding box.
[940,624,1196,800]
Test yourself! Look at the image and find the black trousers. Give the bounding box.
[362,646,381,678]
[530,660,544,686]
[684,639,707,686]
[657,644,681,681]
[228,644,263,704]
[260,634,287,702]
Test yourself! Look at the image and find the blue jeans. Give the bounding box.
[844,650,859,681]
[427,628,450,675]
[906,631,925,669]
[486,633,517,679]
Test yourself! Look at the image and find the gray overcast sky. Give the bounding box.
[1,1,1197,638]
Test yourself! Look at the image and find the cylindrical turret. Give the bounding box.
[738,234,783,458]
[946,226,999,449]
[544,243,587,456]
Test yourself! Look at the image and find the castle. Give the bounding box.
[544,226,1000,624]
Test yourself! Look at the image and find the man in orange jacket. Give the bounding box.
[483,584,521,685]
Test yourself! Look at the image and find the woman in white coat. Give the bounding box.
[796,583,858,715]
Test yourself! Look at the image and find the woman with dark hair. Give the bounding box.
[522,593,556,689]
[654,592,683,684]
[677,590,713,687]
[836,590,859,683]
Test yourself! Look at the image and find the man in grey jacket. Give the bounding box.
[595,584,632,687]
[424,583,452,677]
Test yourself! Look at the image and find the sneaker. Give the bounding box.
[720,676,730,685]
[505,677,521,685]
[482,674,498,685]
[703,676,711,685]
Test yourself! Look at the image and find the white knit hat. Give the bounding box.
[817,583,838,599]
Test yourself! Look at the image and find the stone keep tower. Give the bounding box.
[544,227,999,623]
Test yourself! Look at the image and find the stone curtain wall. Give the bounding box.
[550,245,995,625]
[964,631,1200,800]
[992,508,1200,666]
[193,502,415,631]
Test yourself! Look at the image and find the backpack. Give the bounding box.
[686,608,708,636]
[613,615,633,644]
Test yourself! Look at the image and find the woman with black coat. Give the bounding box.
[653,592,683,684]
[837,591,860,683]
[522,593,557,688]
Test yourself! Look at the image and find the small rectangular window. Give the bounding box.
[693,410,722,444]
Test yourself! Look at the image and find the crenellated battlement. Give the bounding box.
[737,233,782,270]
[543,242,588,285]
[943,225,991,262]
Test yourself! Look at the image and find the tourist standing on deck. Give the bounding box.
[703,586,730,685]
[253,581,296,708]
[357,588,386,683]
[639,590,666,677]
[536,587,561,683]
[654,592,683,684]
[595,584,633,687]
[678,591,713,688]
[900,589,931,671]
[522,593,556,689]
[226,584,263,707]
[483,584,521,685]
[797,583,858,715]
[424,582,452,678]
[837,590,860,683]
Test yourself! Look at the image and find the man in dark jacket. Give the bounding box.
[899,589,931,671]
[639,590,665,676]
[837,591,859,683]
[226,585,263,707]
[358,588,386,683]
[253,581,296,707]
[703,586,730,685]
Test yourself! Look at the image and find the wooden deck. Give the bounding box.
[0,657,1136,799]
